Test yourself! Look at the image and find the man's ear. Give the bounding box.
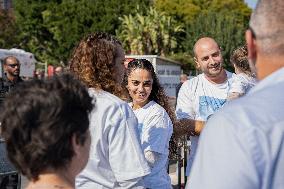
[246,30,257,61]
[194,57,200,70]
[3,64,7,72]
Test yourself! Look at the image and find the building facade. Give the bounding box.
[0,0,12,10]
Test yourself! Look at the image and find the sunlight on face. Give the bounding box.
[127,68,153,109]
[195,39,223,78]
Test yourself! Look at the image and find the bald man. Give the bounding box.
[175,37,233,178]
[188,0,284,188]
[0,56,23,104]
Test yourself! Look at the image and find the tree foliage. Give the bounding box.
[117,7,183,55]
[0,9,19,48]
[154,0,251,24]
[11,0,150,65]
[154,0,251,71]
[0,0,252,71]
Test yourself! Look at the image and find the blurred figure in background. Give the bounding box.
[227,45,257,100]
[34,68,45,80]
[0,56,23,104]
[176,73,188,98]
[54,66,64,76]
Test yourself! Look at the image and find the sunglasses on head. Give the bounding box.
[7,64,20,68]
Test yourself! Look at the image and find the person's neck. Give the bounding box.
[205,70,227,84]
[6,74,18,82]
[26,169,74,189]
[256,54,284,80]
[132,100,150,110]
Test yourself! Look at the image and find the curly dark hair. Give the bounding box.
[124,59,180,159]
[69,32,128,99]
[0,74,93,180]
[230,45,252,76]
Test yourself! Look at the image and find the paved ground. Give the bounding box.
[169,160,186,189]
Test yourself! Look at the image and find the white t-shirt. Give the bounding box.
[228,73,257,95]
[76,89,150,189]
[176,71,233,175]
[188,68,284,189]
[131,101,173,189]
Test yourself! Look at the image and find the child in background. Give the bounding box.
[228,45,257,100]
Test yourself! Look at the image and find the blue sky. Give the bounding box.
[245,0,258,9]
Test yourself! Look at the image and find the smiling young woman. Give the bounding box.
[124,59,174,189]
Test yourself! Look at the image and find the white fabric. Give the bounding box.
[144,150,161,168]
[76,89,150,189]
[131,100,173,189]
[188,67,284,189]
[176,71,233,175]
[228,73,257,95]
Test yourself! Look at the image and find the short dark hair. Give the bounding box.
[3,56,19,65]
[0,74,93,180]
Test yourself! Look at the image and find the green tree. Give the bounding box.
[154,0,200,25]
[12,0,151,65]
[0,9,19,48]
[154,0,251,24]
[117,7,184,55]
[153,0,251,71]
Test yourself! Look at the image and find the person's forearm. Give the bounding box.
[174,119,205,137]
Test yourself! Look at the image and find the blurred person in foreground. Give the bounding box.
[69,32,150,189]
[0,74,93,189]
[188,0,284,188]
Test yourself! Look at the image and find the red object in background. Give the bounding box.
[124,58,134,68]
[47,65,54,77]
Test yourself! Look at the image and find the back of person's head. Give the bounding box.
[0,74,93,180]
[230,45,253,76]
[247,0,284,79]
[250,0,284,55]
[69,32,126,98]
